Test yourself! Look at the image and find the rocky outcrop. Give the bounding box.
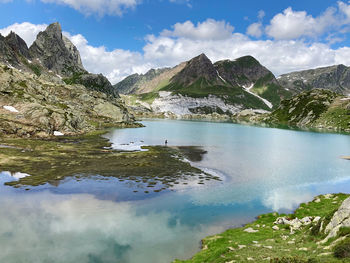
[5,31,30,59]
[320,197,350,243]
[278,64,350,95]
[71,73,120,98]
[0,33,20,65]
[29,22,85,77]
[170,53,223,86]
[0,63,133,137]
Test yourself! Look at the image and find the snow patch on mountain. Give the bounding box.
[243,84,273,109]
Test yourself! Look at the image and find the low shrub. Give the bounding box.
[334,238,350,258]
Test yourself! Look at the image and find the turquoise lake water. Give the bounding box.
[1,119,350,262]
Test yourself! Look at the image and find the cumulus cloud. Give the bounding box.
[246,22,263,38]
[160,19,234,40]
[338,0,350,19]
[40,0,139,16]
[265,7,338,40]
[66,32,149,83]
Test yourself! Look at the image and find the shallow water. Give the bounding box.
[1,119,350,263]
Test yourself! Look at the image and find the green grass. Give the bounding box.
[252,76,292,108]
[315,105,350,131]
[267,89,338,126]
[63,72,84,85]
[138,92,160,104]
[175,194,349,263]
[28,63,42,76]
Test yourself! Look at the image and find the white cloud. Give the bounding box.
[160,19,234,40]
[66,32,149,83]
[0,192,226,263]
[258,10,265,20]
[338,0,350,19]
[265,7,338,40]
[169,0,191,7]
[246,22,263,38]
[0,22,47,46]
[40,0,139,16]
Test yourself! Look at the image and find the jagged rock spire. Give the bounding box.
[29,22,86,77]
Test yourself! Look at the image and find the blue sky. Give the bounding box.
[0,0,350,83]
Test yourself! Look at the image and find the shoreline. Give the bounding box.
[175,193,350,263]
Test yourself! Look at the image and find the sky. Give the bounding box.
[1,0,350,84]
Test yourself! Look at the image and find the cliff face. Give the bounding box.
[29,22,85,77]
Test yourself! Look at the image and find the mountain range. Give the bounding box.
[115,54,291,114]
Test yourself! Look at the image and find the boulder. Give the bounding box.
[321,197,350,243]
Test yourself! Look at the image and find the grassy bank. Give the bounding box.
[175,193,350,263]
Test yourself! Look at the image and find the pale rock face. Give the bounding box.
[321,197,350,243]
[151,93,242,116]
[243,227,259,233]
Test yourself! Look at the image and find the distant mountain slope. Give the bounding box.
[278,64,350,95]
[116,54,291,116]
[214,56,290,107]
[114,63,186,95]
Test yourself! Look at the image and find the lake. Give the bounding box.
[1,119,350,263]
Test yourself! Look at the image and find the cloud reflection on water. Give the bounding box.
[0,192,226,263]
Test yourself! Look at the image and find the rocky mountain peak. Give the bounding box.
[4,31,30,59]
[214,55,278,87]
[29,22,86,77]
[171,53,219,86]
[45,22,62,38]
[0,32,20,65]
